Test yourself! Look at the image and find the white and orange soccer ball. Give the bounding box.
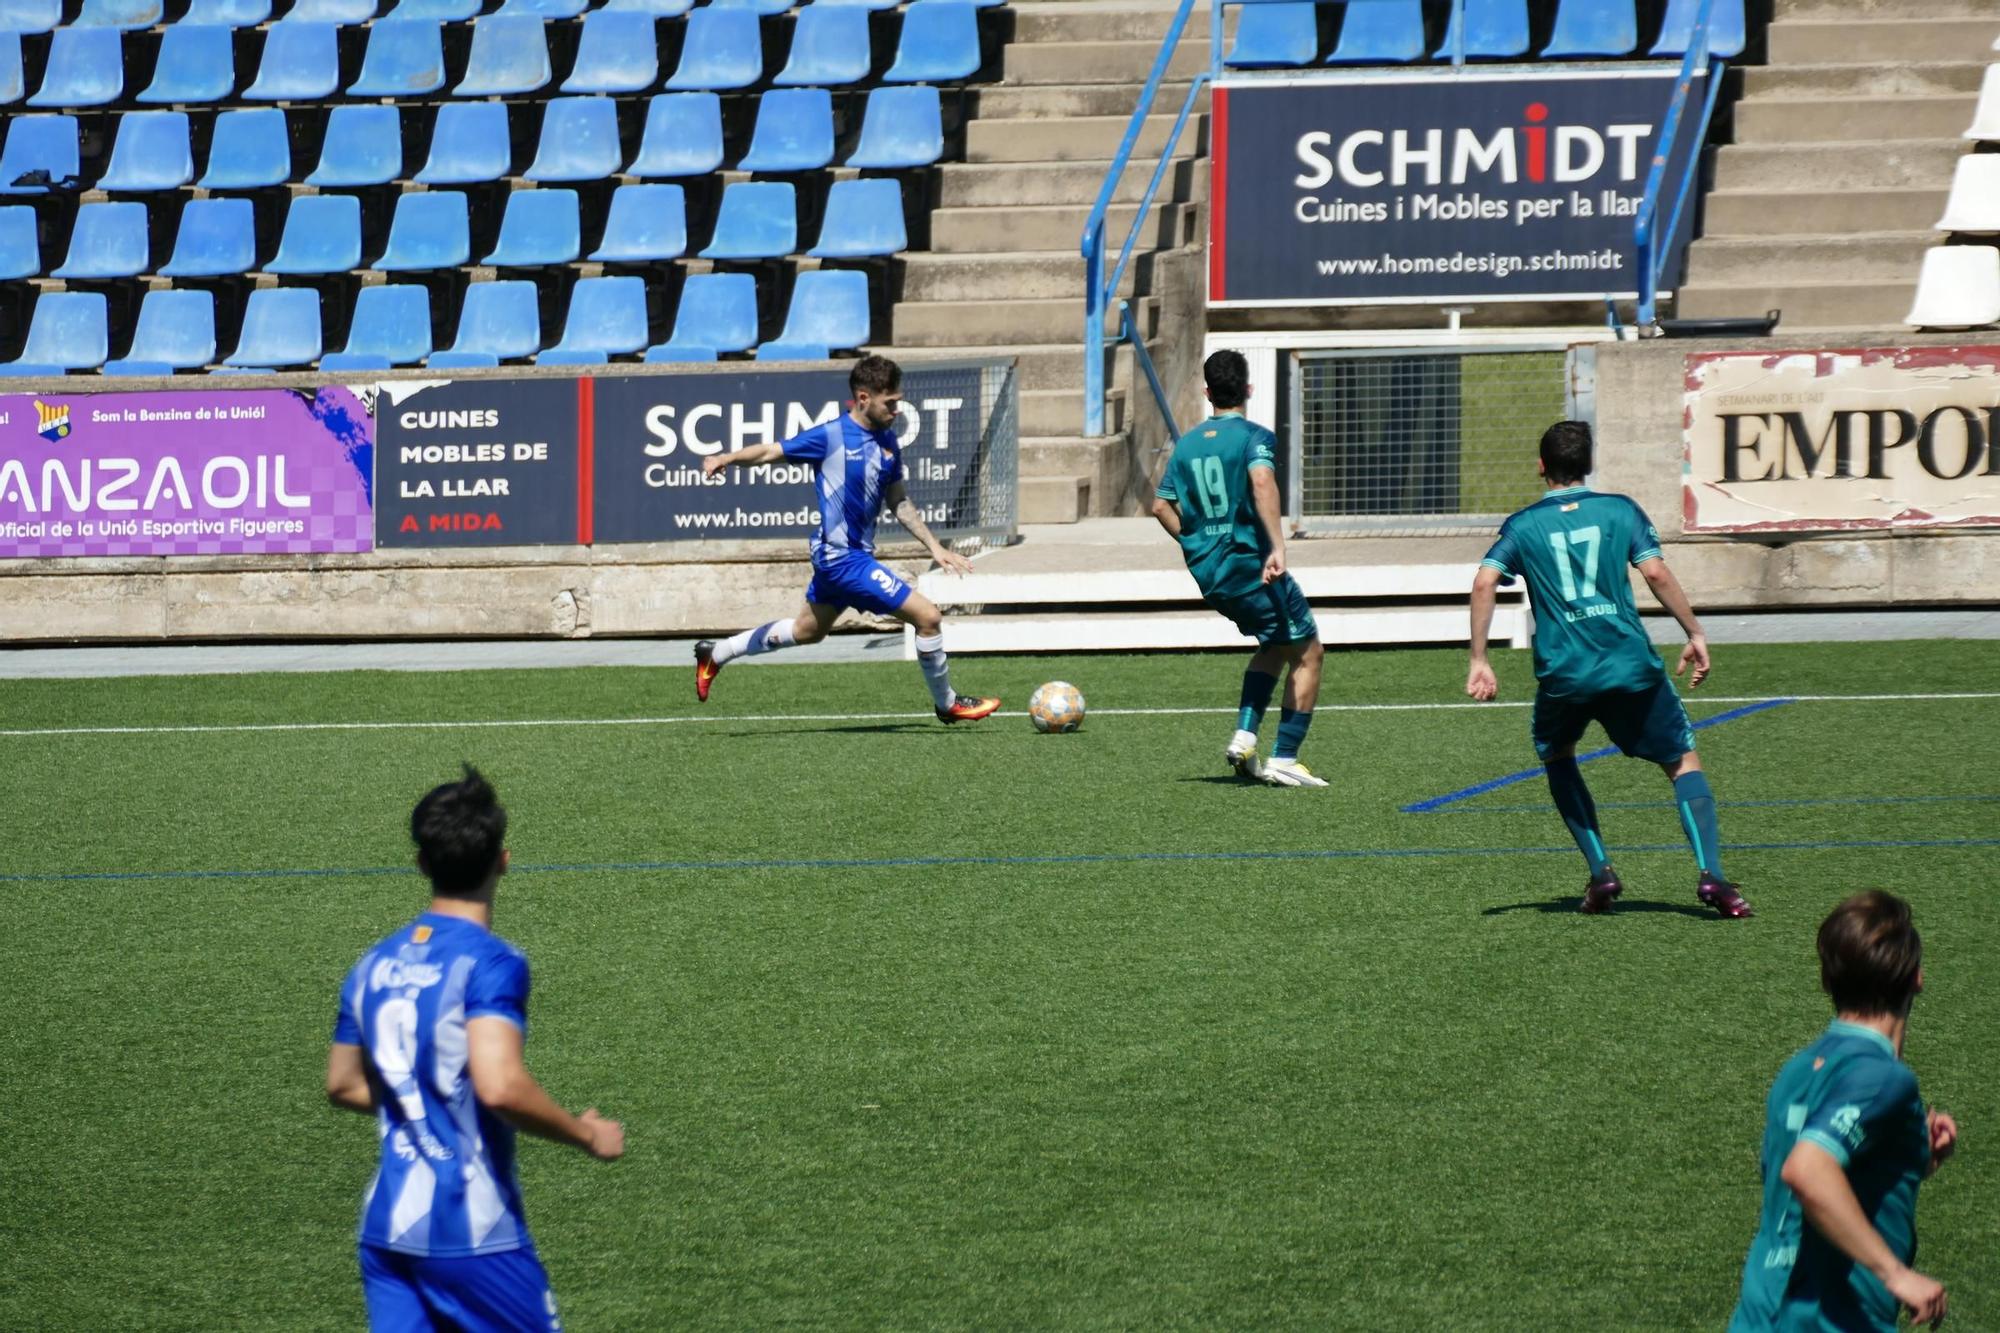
[1027,681,1086,733]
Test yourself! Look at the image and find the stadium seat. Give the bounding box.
[664,7,761,91]
[846,86,942,169]
[1329,0,1426,63]
[0,116,77,194]
[198,108,291,189]
[755,342,828,361]
[710,0,789,17]
[374,190,471,271]
[351,19,447,97]
[1934,156,2000,233]
[181,0,271,25]
[455,15,551,96]
[73,0,160,31]
[627,93,725,177]
[288,0,378,21]
[562,11,659,93]
[776,269,870,350]
[28,27,123,107]
[699,181,796,260]
[98,112,194,192]
[589,183,687,261]
[602,0,690,15]
[812,0,896,12]
[0,207,38,279]
[1226,3,1318,67]
[225,287,323,368]
[884,2,979,83]
[0,0,60,34]
[776,5,870,86]
[431,279,540,365]
[658,271,757,354]
[0,291,107,374]
[539,275,648,362]
[739,88,835,173]
[644,344,716,361]
[246,23,340,101]
[810,177,905,257]
[321,283,432,369]
[1905,245,2000,328]
[1650,0,1745,57]
[1439,0,1528,58]
[525,96,622,181]
[53,202,147,279]
[138,25,237,104]
[413,103,509,184]
[103,289,216,375]
[1541,0,1637,57]
[0,34,20,106]
[386,0,475,17]
[309,105,405,187]
[1966,65,2000,143]
[162,197,257,276]
[483,188,580,265]
[265,193,363,274]
[497,0,585,16]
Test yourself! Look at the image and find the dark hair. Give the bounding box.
[1204,350,1249,410]
[1539,421,1593,485]
[411,765,508,897]
[850,354,901,399]
[1818,891,1922,1016]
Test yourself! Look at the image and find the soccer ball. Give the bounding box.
[1028,681,1086,733]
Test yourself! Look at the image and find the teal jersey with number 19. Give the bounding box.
[1157,413,1278,602]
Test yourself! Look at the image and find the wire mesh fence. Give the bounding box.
[901,357,1018,556]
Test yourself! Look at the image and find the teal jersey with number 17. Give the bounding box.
[1481,486,1665,698]
[1157,413,1278,602]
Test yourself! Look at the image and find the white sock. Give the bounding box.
[1230,728,1259,753]
[914,632,956,711]
[713,618,797,667]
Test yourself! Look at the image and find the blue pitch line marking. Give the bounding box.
[5,835,1999,886]
[1432,793,2000,816]
[1398,697,1797,814]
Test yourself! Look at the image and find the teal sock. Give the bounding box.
[1545,758,1611,875]
[1273,708,1311,761]
[1237,668,1278,734]
[1673,771,1724,877]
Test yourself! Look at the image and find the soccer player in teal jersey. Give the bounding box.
[1466,421,1752,916]
[1730,891,1957,1332]
[1151,350,1325,787]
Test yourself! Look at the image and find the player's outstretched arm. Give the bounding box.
[1782,1140,1947,1328]
[886,479,971,575]
[1465,566,1501,701]
[325,1042,376,1115]
[700,443,787,477]
[1636,556,1711,688]
[467,1016,624,1161]
[1927,1109,1959,1176]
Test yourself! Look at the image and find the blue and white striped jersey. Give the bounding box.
[333,913,533,1258]
[781,414,904,567]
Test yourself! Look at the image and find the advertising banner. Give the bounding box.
[1210,67,1702,306]
[0,386,372,558]
[1684,347,2000,534]
[375,379,582,548]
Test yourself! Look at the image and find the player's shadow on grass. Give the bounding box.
[1176,775,1260,786]
[1483,897,1717,919]
[723,723,947,738]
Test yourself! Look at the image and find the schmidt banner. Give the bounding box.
[1210,67,1703,305]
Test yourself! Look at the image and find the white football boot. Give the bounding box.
[1263,757,1328,788]
[1224,729,1263,780]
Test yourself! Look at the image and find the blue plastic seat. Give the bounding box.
[309,105,403,187]
[775,4,871,86]
[525,97,621,181]
[1651,0,1745,57]
[627,93,723,177]
[775,269,869,350]
[385,0,476,18]
[1541,0,1636,55]
[28,27,122,107]
[846,86,941,169]
[1438,0,1528,58]
[413,103,508,185]
[0,0,60,34]
[810,177,904,258]
[700,181,795,260]
[0,292,107,374]
[455,15,551,96]
[589,184,686,261]
[181,0,270,25]
[1329,0,1426,63]
[664,7,761,90]
[739,89,834,173]
[483,188,579,265]
[53,202,147,279]
[374,190,470,271]
[0,33,21,105]
[561,11,658,93]
[812,0,895,11]
[247,22,340,100]
[98,112,194,192]
[322,284,432,370]
[1227,2,1317,67]
[226,288,322,369]
[103,290,216,375]
[138,25,237,104]
[432,280,540,365]
[539,275,648,362]
[659,272,757,355]
[755,342,828,361]
[644,344,715,362]
[0,207,37,278]
[162,197,256,276]
[287,0,377,21]
[265,193,362,274]
[350,19,446,96]
[198,109,290,189]
[0,116,76,194]
[497,0,584,15]
[884,2,978,83]
[711,0,789,16]
[73,0,160,30]
[602,0,690,14]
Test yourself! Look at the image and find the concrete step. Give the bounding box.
[1022,431,1139,485]
[1011,3,1197,43]
[1733,95,1977,144]
[1022,386,1124,437]
[1710,139,1967,193]
[888,296,1159,346]
[878,341,1142,394]
[937,156,1205,208]
[967,113,1206,164]
[969,80,1205,121]
[1702,188,1950,236]
[1766,18,2000,65]
[1684,232,1938,285]
[1020,473,1092,525]
[1676,279,1917,329]
[932,200,1196,254]
[900,251,1147,302]
[1777,0,1990,16]
[1740,61,1988,100]
[1000,38,1211,87]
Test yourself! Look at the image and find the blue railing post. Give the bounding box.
[1632,0,1716,327]
[1449,0,1465,67]
[1084,225,1106,437]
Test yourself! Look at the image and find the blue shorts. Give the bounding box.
[805,553,912,618]
[360,1243,561,1333]
[1532,676,1694,765]
[1209,574,1318,648]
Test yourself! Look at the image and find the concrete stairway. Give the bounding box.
[1675,0,1995,331]
[879,1,1208,522]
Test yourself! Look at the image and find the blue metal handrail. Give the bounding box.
[1632,0,1724,327]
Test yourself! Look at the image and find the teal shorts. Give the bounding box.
[1532,676,1693,765]
[1209,574,1318,648]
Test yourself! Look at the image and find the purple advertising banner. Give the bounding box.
[0,387,374,558]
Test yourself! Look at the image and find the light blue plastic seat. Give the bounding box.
[845,86,940,169]
[198,109,290,189]
[0,291,107,374]
[1542,0,1636,55]
[53,202,147,278]
[883,2,978,83]
[812,0,895,11]
[0,0,61,34]
[711,0,788,16]
[225,287,322,368]
[1227,2,1317,67]
[699,181,795,260]
[602,0,689,14]
[1438,0,1528,58]
[589,184,686,261]
[454,14,551,96]
[181,0,271,26]
[386,0,475,18]
[809,177,904,258]
[627,93,723,177]
[98,112,194,192]
[497,0,584,16]
[644,344,715,362]
[525,96,621,181]
[247,22,340,100]
[265,193,362,274]
[413,103,508,184]
[483,188,579,265]
[73,0,160,30]
[373,190,470,271]
[755,341,828,361]
[561,10,658,93]
[539,275,648,362]
[1329,0,1425,63]
[775,269,868,350]
[308,105,403,187]
[0,33,20,105]
[0,206,37,278]
[322,284,432,369]
[660,271,757,354]
[28,27,122,107]
[664,7,761,90]
[162,197,256,276]
[350,19,447,96]
[0,115,76,194]
[287,0,377,21]
[1651,0,1745,57]
[433,280,540,364]
[138,25,237,104]
[739,88,833,173]
[774,4,870,86]
[103,290,216,375]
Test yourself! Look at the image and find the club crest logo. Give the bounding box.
[34,400,70,443]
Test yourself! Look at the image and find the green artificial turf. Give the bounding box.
[1,641,1994,1329]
